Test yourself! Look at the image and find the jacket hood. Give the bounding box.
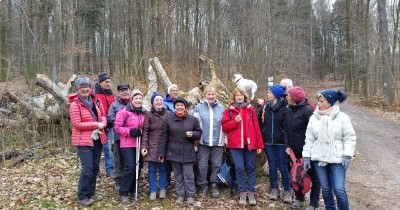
[68,92,95,103]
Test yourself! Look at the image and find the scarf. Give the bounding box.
[315,104,338,166]
[175,110,187,119]
[233,102,247,109]
[78,94,98,121]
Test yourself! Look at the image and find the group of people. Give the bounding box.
[68,73,356,210]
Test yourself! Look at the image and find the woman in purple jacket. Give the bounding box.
[114,89,146,204]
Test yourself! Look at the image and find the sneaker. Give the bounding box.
[90,195,103,202]
[78,198,93,206]
[269,188,279,200]
[149,192,156,201]
[282,190,292,203]
[292,200,304,209]
[187,197,195,205]
[247,192,257,206]
[305,206,317,210]
[200,184,208,196]
[176,196,184,205]
[159,189,166,199]
[120,196,129,205]
[210,183,220,198]
[239,192,247,205]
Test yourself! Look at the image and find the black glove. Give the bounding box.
[106,121,114,128]
[130,128,142,137]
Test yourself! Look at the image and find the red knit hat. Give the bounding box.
[288,87,305,104]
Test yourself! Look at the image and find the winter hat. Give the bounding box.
[287,87,305,104]
[150,92,163,105]
[319,89,348,106]
[75,77,91,89]
[269,84,286,99]
[130,89,143,99]
[117,83,130,91]
[173,97,188,108]
[280,78,294,89]
[98,72,110,83]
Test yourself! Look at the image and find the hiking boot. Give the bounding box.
[176,196,184,205]
[200,184,208,196]
[187,197,195,205]
[78,198,93,206]
[149,192,156,201]
[247,192,257,206]
[210,183,220,198]
[159,189,166,199]
[282,190,292,203]
[120,196,129,205]
[239,192,247,205]
[269,188,279,200]
[292,200,304,209]
[90,195,103,202]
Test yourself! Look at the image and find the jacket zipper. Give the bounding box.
[271,111,274,144]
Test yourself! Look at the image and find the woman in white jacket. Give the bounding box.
[302,89,356,210]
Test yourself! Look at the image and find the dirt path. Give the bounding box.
[341,102,400,210]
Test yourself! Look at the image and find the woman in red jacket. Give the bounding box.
[68,77,107,206]
[222,87,264,206]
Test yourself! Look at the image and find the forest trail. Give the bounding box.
[342,102,400,210]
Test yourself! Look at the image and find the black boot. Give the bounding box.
[210,183,220,198]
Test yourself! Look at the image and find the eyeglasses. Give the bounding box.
[105,80,111,83]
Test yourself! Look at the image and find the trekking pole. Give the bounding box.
[135,136,141,206]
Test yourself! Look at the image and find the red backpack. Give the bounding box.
[289,150,312,194]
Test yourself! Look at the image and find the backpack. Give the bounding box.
[289,150,312,194]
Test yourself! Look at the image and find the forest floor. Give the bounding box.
[1,80,400,209]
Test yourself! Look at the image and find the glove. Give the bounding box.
[342,155,352,170]
[303,157,311,171]
[129,128,142,137]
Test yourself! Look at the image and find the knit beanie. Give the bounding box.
[269,84,286,99]
[287,87,305,104]
[320,89,347,106]
[173,97,188,108]
[98,72,110,83]
[151,92,163,105]
[75,77,91,89]
[130,89,143,99]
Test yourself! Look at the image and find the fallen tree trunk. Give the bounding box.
[35,74,76,104]
[149,57,172,93]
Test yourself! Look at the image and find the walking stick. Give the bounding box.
[135,136,141,206]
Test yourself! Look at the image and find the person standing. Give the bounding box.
[193,86,225,198]
[159,97,202,206]
[222,87,264,206]
[93,72,116,177]
[68,77,107,206]
[258,84,292,203]
[107,83,131,187]
[303,89,356,210]
[163,84,180,113]
[114,89,146,204]
[285,87,321,209]
[141,92,170,201]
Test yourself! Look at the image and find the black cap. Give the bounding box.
[98,72,110,83]
[173,97,188,108]
[117,83,131,91]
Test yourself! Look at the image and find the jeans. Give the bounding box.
[77,140,103,200]
[197,145,223,186]
[104,128,114,175]
[294,161,321,208]
[265,145,291,191]
[314,162,348,210]
[119,148,138,196]
[148,161,169,193]
[230,148,257,192]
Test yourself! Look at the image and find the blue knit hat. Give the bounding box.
[320,89,348,106]
[269,84,286,99]
[75,77,91,89]
[151,92,163,105]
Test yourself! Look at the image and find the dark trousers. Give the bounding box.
[113,140,124,182]
[197,145,223,186]
[230,148,257,193]
[77,140,103,200]
[119,148,137,196]
[171,161,196,198]
[295,161,321,208]
[265,145,291,191]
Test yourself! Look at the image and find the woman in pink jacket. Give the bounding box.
[114,89,146,204]
[68,77,107,206]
